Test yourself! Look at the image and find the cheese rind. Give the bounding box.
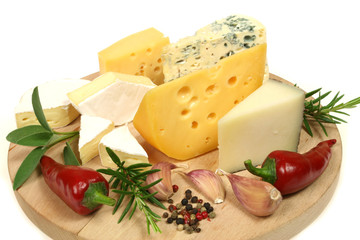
[162,15,267,82]
[67,72,155,126]
[134,44,267,160]
[15,79,90,128]
[218,79,305,173]
[79,115,114,164]
[98,28,170,85]
[99,125,148,169]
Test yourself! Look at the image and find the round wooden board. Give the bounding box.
[8,73,342,240]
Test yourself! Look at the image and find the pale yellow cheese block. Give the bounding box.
[98,28,170,85]
[218,79,305,173]
[133,44,267,160]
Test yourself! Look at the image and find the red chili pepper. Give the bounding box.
[40,156,115,215]
[244,139,336,195]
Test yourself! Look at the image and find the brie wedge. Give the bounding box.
[99,125,148,169]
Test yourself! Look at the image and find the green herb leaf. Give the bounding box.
[105,147,122,167]
[6,125,53,146]
[32,87,52,133]
[13,146,49,190]
[63,142,80,166]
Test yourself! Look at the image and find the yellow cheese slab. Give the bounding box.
[133,44,267,160]
[98,28,170,85]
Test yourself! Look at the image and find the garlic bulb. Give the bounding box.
[145,162,177,201]
[185,169,226,204]
[216,169,282,217]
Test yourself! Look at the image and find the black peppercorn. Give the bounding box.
[203,202,211,210]
[191,196,198,203]
[176,218,185,225]
[181,198,188,206]
[186,203,193,211]
[162,212,169,218]
[207,206,214,213]
[167,217,173,223]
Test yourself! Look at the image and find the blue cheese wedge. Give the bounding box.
[15,79,90,128]
[99,125,148,169]
[79,115,115,164]
[162,14,268,82]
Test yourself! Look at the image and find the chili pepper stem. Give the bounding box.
[244,159,277,185]
[82,182,116,210]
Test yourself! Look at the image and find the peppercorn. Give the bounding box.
[198,199,203,204]
[196,203,202,209]
[176,218,185,225]
[196,212,203,221]
[200,207,207,213]
[168,204,177,212]
[177,224,184,231]
[186,227,193,234]
[162,212,169,218]
[186,203,193,211]
[171,211,178,219]
[207,206,214,213]
[208,211,216,219]
[176,203,182,210]
[195,228,201,233]
[201,211,208,219]
[191,196,198,203]
[185,189,192,195]
[167,217,174,223]
[181,198,188,206]
[172,184,179,193]
[168,198,174,204]
[204,202,211,210]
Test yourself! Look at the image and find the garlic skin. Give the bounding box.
[145,162,177,201]
[186,169,226,204]
[217,169,282,217]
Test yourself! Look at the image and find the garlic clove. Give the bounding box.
[145,162,177,201]
[185,169,226,204]
[217,169,282,217]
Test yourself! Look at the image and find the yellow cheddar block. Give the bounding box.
[133,44,267,160]
[98,28,170,85]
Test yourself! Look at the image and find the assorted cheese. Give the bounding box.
[133,44,267,160]
[67,72,155,126]
[218,80,305,173]
[15,79,90,128]
[162,15,268,83]
[78,115,115,164]
[98,28,170,85]
[99,125,149,169]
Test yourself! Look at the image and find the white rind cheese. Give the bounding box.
[79,115,115,164]
[218,79,305,173]
[99,125,148,169]
[67,72,156,126]
[162,15,267,82]
[15,79,90,128]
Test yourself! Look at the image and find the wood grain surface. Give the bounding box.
[7,73,342,240]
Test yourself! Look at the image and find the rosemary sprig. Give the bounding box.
[97,147,166,234]
[303,88,360,136]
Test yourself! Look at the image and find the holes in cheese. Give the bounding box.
[218,79,305,173]
[133,44,267,160]
[98,28,170,85]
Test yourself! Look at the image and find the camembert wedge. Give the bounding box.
[15,79,90,128]
[99,125,149,169]
[79,115,115,164]
[67,72,156,126]
[218,79,305,173]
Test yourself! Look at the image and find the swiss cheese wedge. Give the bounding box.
[133,44,267,160]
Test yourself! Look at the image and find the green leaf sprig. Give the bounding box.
[7,87,80,190]
[97,147,166,235]
[303,88,360,137]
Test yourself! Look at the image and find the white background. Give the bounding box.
[1,0,359,239]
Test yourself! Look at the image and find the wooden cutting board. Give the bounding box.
[7,73,342,240]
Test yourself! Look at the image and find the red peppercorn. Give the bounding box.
[172,184,179,193]
[201,211,208,219]
[196,212,203,221]
[198,199,203,204]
